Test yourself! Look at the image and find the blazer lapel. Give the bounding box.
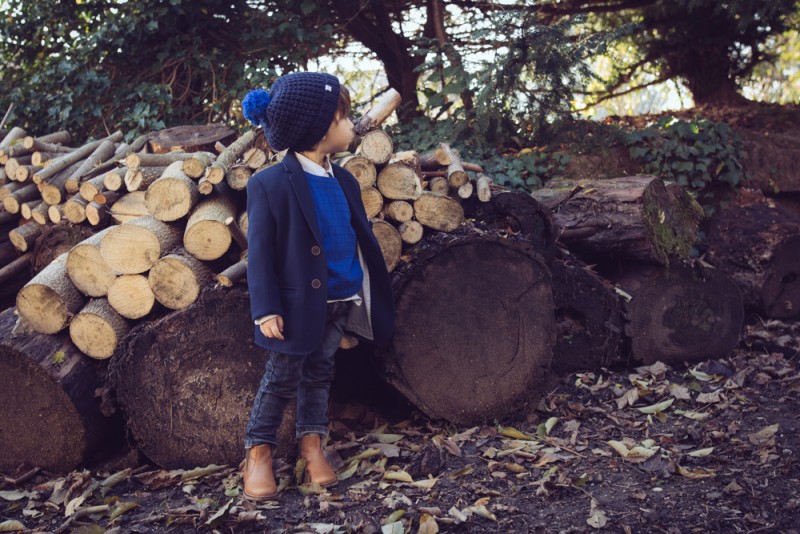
[282,151,323,245]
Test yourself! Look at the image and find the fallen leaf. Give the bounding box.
[0,520,25,532]
[418,513,439,534]
[498,426,536,441]
[677,465,716,479]
[687,447,714,457]
[637,398,674,414]
[384,471,413,483]
[382,521,404,534]
[0,491,30,502]
[748,423,779,445]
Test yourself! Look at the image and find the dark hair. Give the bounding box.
[334,84,351,123]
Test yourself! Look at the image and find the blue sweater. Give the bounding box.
[304,171,363,299]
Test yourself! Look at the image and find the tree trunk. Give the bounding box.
[605,260,744,365]
[706,201,800,319]
[380,224,555,424]
[531,176,704,266]
[0,306,123,473]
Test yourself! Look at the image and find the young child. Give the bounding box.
[240,71,395,500]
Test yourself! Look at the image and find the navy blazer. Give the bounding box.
[246,151,395,354]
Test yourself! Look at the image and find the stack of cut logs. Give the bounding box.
[1,88,496,361]
[3,88,800,473]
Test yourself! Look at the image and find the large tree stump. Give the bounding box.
[0,307,123,472]
[380,224,555,424]
[605,260,744,365]
[108,287,270,468]
[531,176,704,266]
[705,200,800,319]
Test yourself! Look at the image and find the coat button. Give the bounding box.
[311,245,321,256]
[311,279,321,289]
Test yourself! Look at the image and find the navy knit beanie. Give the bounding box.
[241,72,341,152]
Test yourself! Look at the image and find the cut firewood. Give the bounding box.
[706,199,800,319]
[0,306,123,472]
[413,191,465,232]
[377,162,422,200]
[428,176,449,194]
[225,164,252,191]
[181,152,216,179]
[102,167,127,191]
[371,218,402,272]
[242,147,267,169]
[148,247,214,309]
[216,258,247,287]
[125,165,167,192]
[225,216,247,250]
[9,220,43,253]
[361,187,384,218]
[476,173,492,202]
[183,182,237,260]
[79,175,107,201]
[204,130,256,185]
[22,130,71,150]
[100,215,182,274]
[19,199,42,220]
[14,164,41,182]
[145,161,200,221]
[47,203,64,224]
[109,191,149,223]
[0,127,27,158]
[31,151,65,166]
[126,151,196,169]
[385,200,414,222]
[108,274,156,319]
[66,227,117,297]
[33,131,122,184]
[439,143,469,189]
[148,124,236,154]
[457,181,474,199]
[339,155,377,189]
[85,195,117,225]
[69,298,131,359]
[398,219,424,244]
[381,225,555,424]
[63,195,89,224]
[39,159,84,204]
[30,200,50,225]
[353,88,402,135]
[3,182,38,214]
[531,176,705,266]
[606,260,744,364]
[81,133,151,181]
[5,155,31,178]
[357,129,393,165]
[16,251,86,334]
[64,139,118,194]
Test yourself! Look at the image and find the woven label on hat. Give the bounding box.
[325,84,332,91]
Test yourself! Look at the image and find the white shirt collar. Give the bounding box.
[295,151,334,178]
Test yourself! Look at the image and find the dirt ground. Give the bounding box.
[1,315,798,534]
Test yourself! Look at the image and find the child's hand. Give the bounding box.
[260,316,284,340]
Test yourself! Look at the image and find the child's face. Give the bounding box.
[319,113,355,154]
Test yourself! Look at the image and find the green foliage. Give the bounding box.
[624,116,747,203]
[0,0,334,140]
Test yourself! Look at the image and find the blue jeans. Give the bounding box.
[244,300,352,449]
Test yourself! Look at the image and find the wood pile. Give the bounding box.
[2,89,797,471]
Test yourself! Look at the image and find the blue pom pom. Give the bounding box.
[242,89,271,127]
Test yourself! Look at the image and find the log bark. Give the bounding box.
[33,131,122,184]
[532,176,705,266]
[204,130,256,185]
[3,183,38,214]
[354,88,402,135]
[66,227,117,297]
[69,297,131,359]
[413,191,465,232]
[125,166,167,192]
[107,286,269,468]
[9,220,43,253]
[16,252,86,334]
[183,183,236,260]
[380,224,555,424]
[108,274,156,320]
[216,259,247,287]
[605,260,744,365]
[440,143,469,189]
[181,152,216,179]
[0,307,123,472]
[144,161,200,221]
[242,147,267,170]
[148,247,214,309]
[148,124,236,154]
[100,215,182,275]
[706,200,800,319]
[64,139,118,194]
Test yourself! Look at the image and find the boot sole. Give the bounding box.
[243,489,278,502]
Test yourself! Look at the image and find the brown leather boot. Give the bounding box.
[242,444,277,500]
[299,433,337,487]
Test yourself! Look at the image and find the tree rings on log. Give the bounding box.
[0,306,123,472]
[148,248,213,309]
[413,191,465,232]
[145,161,200,221]
[183,183,236,260]
[108,274,156,319]
[16,252,86,334]
[100,215,182,274]
[371,218,402,272]
[382,226,555,424]
[69,298,131,359]
[358,129,393,165]
[108,287,268,468]
[339,155,377,189]
[608,261,744,365]
[66,226,117,297]
[361,187,384,219]
[377,162,422,200]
